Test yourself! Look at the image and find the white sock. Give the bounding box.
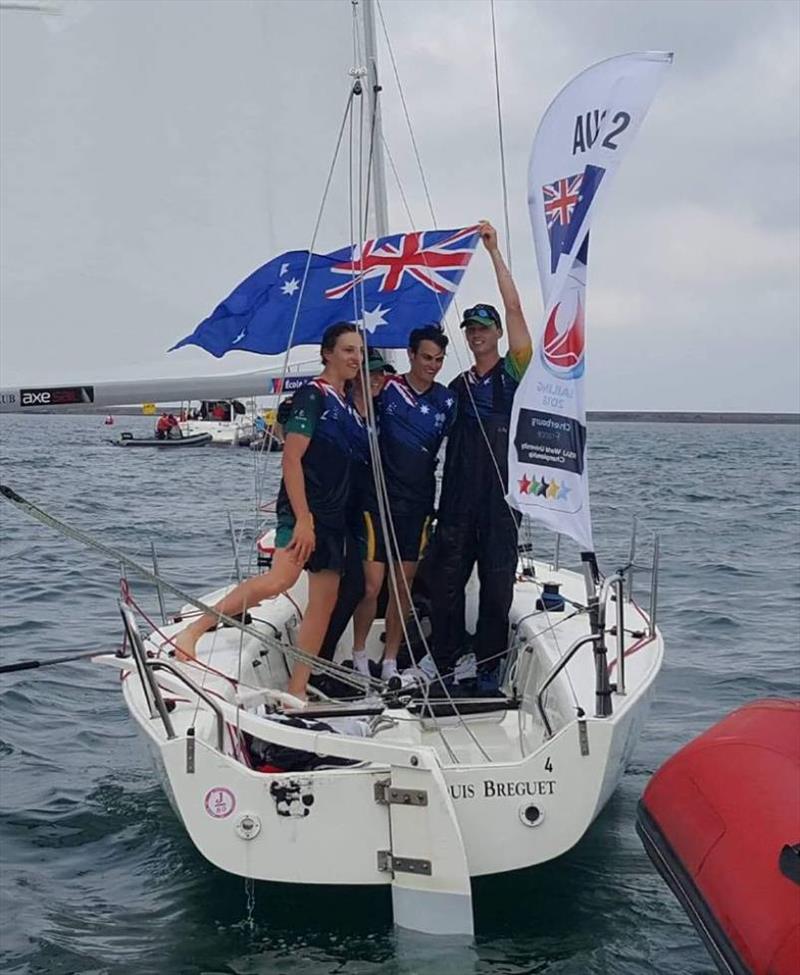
[352,650,370,676]
[382,659,398,681]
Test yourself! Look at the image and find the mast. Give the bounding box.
[361,0,400,369]
[362,0,389,239]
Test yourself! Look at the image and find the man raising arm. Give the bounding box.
[429,221,532,695]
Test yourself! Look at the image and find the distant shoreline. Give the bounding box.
[586,411,800,425]
[2,408,798,424]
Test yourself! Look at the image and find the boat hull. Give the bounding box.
[112,432,213,448]
[117,562,664,887]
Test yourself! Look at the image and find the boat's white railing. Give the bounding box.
[121,601,227,750]
[117,602,449,771]
[119,602,177,739]
[148,660,226,753]
[535,633,602,738]
[534,526,662,737]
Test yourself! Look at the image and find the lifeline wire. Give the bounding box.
[343,29,490,761]
[0,485,382,695]
[368,17,588,752]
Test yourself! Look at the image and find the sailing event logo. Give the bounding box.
[541,298,585,380]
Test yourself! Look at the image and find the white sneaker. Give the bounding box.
[381,660,399,682]
[352,650,370,676]
[418,653,439,681]
[454,652,477,683]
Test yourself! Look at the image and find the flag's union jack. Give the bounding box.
[543,174,583,228]
[325,226,479,300]
[541,165,605,274]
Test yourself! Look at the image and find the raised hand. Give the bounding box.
[478,220,498,253]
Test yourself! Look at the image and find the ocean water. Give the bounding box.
[0,414,798,975]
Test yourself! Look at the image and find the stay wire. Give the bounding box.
[376,0,438,226]
[490,0,512,271]
[374,10,522,534]
[376,95,525,729]
[0,486,383,695]
[252,80,359,511]
[347,79,486,763]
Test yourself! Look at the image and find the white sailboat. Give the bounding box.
[104,541,661,937]
[0,0,670,938]
[96,8,668,938]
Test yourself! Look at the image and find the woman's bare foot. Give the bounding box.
[172,628,199,660]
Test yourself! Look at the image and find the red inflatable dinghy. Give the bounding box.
[637,699,800,975]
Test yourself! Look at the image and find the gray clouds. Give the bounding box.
[1,0,798,410]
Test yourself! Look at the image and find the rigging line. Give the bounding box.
[380,130,521,536]
[375,126,516,520]
[372,39,520,523]
[376,48,524,517]
[269,80,358,445]
[250,77,362,611]
[0,485,382,695]
[379,128,524,591]
[349,115,476,764]
[490,0,512,272]
[376,0,438,226]
[351,328,490,763]
[350,35,526,754]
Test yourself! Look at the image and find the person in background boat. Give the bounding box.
[210,402,228,421]
[155,412,179,440]
[350,327,456,682]
[429,221,531,696]
[166,413,181,439]
[318,347,388,663]
[173,323,365,701]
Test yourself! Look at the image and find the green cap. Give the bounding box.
[366,347,387,372]
[460,303,502,328]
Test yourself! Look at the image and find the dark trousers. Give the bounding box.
[430,508,520,675]
[319,532,364,661]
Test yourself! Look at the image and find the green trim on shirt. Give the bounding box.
[505,344,532,382]
[283,384,322,438]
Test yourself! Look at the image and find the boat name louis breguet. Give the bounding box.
[449,779,557,800]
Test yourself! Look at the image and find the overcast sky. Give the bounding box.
[1,0,798,410]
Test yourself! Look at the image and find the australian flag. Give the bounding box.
[171,226,481,358]
[542,164,605,273]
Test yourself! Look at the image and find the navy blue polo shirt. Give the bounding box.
[370,374,457,515]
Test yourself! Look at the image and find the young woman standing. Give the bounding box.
[174,322,365,700]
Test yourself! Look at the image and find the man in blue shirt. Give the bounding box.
[430,222,532,694]
[351,326,456,681]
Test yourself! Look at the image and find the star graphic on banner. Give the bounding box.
[557,482,571,501]
[420,404,430,415]
[547,479,560,500]
[354,303,390,334]
[281,277,300,297]
[279,263,290,277]
[518,474,532,494]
